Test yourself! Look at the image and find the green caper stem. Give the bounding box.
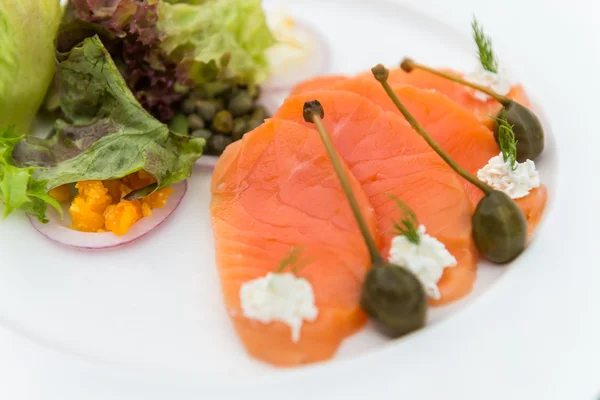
[372,64,493,195]
[401,58,511,106]
[310,112,384,264]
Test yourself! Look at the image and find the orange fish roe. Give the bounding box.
[104,200,143,236]
[143,187,174,209]
[122,170,156,191]
[68,171,174,236]
[103,179,130,204]
[48,185,72,202]
[69,181,112,232]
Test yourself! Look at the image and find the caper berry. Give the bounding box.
[303,99,428,339]
[360,263,427,338]
[195,100,217,121]
[494,101,544,162]
[190,129,212,140]
[228,91,254,117]
[212,110,234,134]
[398,57,545,162]
[472,190,527,263]
[208,134,233,155]
[188,114,205,130]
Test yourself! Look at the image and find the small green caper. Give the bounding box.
[208,134,233,155]
[232,118,248,141]
[181,98,197,115]
[360,263,427,338]
[168,113,189,135]
[494,101,544,162]
[195,100,217,121]
[213,98,225,112]
[212,110,234,134]
[193,85,209,100]
[190,129,212,140]
[228,91,254,117]
[250,105,267,123]
[205,81,233,98]
[472,190,527,264]
[187,114,205,130]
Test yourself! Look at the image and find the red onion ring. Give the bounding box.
[28,181,187,250]
[196,156,219,169]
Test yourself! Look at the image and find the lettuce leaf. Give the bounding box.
[158,0,275,85]
[0,0,62,135]
[5,36,204,220]
[71,0,160,45]
[0,127,62,222]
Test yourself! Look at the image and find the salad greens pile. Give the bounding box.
[63,0,275,121]
[0,0,276,222]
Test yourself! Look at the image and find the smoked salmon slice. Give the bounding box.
[356,68,530,129]
[275,90,477,305]
[210,118,378,366]
[289,78,547,239]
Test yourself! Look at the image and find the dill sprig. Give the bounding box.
[387,194,421,245]
[472,17,498,73]
[495,109,518,170]
[275,246,309,274]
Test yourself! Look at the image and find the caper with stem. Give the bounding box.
[372,64,527,264]
[400,58,544,162]
[303,100,427,338]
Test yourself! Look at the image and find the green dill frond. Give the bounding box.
[495,109,518,170]
[472,17,499,73]
[387,194,421,245]
[276,246,310,274]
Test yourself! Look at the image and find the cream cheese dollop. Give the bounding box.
[477,153,540,199]
[388,226,457,300]
[240,272,318,342]
[464,66,512,102]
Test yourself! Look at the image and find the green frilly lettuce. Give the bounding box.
[3,36,204,222]
[0,0,62,135]
[158,0,276,85]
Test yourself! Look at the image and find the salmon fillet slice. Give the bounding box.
[210,118,378,366]
[356,68,530,129]
[275,90,477,305]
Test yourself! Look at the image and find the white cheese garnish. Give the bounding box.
[464,66,512,102]
[240,272,318,342]
[388,226,457,299]
[477,153,540,199]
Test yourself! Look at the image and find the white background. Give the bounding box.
[1,0,599,399]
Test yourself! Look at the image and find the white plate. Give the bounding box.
[1,0,599,398]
